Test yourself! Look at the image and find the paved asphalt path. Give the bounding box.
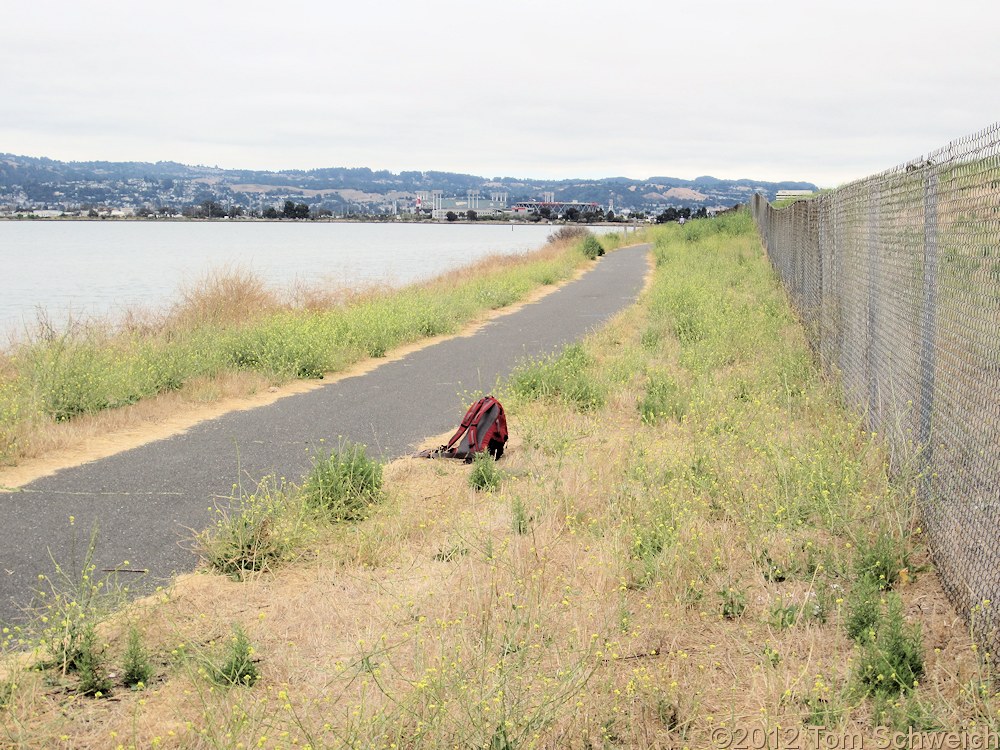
[0,244,649,625]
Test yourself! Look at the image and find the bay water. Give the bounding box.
[1,221,623,339]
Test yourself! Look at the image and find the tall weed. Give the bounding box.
[301,442,383,521]
[198,475,304,580]
[32,524,127,676]
[854,595,924,698]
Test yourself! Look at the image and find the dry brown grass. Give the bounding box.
[169,266,283,330]
[1,303,988,750]
[3,226,994,748]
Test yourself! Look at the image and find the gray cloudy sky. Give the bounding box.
[2,0,997,188]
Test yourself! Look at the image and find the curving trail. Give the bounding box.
[0,244,651,625]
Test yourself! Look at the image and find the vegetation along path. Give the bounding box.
[0,243,651,626]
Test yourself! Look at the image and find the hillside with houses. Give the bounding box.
[0,154,816,220]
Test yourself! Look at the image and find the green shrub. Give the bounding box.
[122,626,154,688]
[845,575,883,643]
[74,622,113,697]
[468,451,503,492]
[301,442,383,521]
[213,624,260,687]
[580,235,605,260]
[855,594,924,698]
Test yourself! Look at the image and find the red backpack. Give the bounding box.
[418,396,508,461]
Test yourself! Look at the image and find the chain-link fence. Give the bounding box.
[751,122,1000,651]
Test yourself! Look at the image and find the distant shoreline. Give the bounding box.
[0,215,634,227]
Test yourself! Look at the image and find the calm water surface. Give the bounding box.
[1,221,622,337]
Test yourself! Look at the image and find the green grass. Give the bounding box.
[468,451,504,492]
[506,342,605,411]
[300,442,384,521]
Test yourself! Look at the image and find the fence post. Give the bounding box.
[918,173,939,497]
[866,184,880,428]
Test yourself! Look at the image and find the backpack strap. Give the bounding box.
[466,396,501,455]
[442,397,488,453]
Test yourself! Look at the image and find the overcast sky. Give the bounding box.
[2,0,997,188]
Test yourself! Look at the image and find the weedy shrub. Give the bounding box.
[122,625,154,688]
[769,598,799,630]
[638,368,687,424]
[511,496,530,534]
[855,532,910,590]
[846,574,884,643]
[74,621,113,697]
[301,442,383,521]
[198,475,302,580]
[802,675,845,727]
[763,645,782,667]
[487,723,517,750]
[212,624,260,687]
[628,523,671,588]
[469,451,503,492]
[507,343,605,411]
[0,675,15,711]
[225,314,331,378]
[433,543,469,562]
[33,523,126,677]
[855,594,924,698]
[0,377,23,463]
[639,324,665,352]
[771,435,865,531]
[869,694,941,733]
[719,586,748,619]
[580,235,605,260]
[547,226,589,244]
[173,266,280,329]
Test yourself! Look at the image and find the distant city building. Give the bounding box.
[430,191,508,219]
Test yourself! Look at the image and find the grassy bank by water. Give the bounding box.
[0,228,627,468]
[2,214,994,748]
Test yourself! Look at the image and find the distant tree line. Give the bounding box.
[654,206,709,223]
[117,199,715,223]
